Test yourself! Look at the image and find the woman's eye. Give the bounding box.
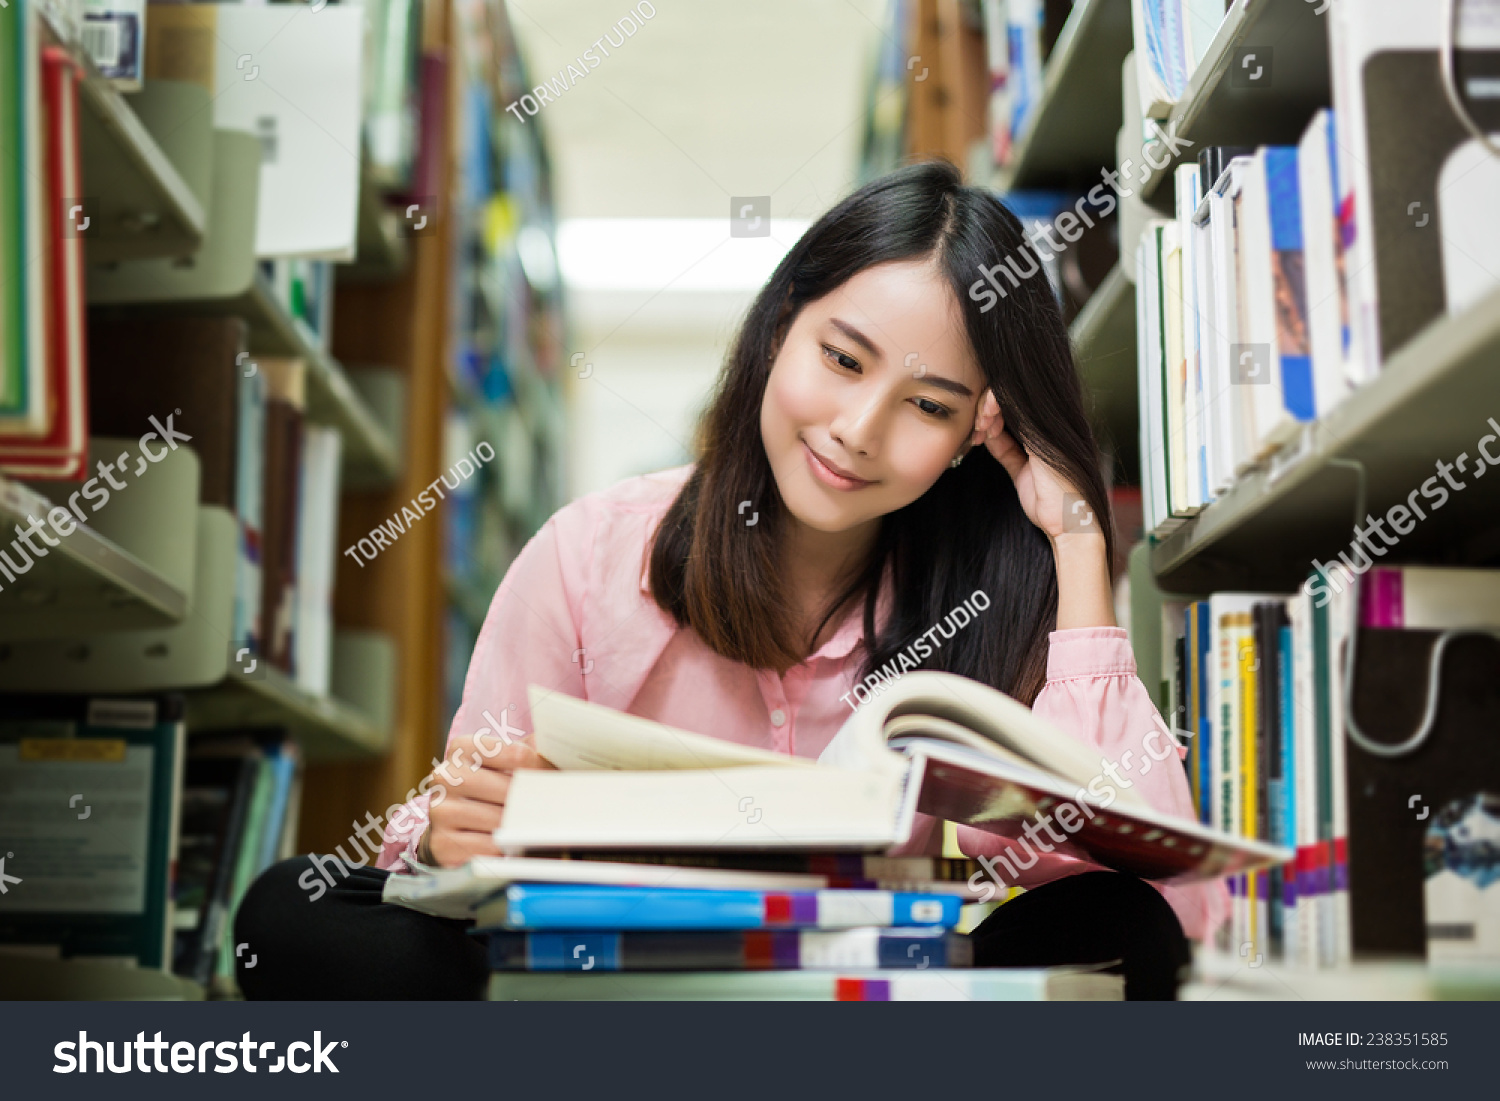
[822,346,860,372]
[913,397,952,419]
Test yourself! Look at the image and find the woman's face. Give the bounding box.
[760,260,987,535]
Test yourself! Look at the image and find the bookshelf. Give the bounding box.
[1151,285,1500,593]
[993,0,1134,192]
[188,662,392,762]
[0,470,190,636]
[1068,261,1138,479]
[77,65,207,263]
[1136,0,1331,204]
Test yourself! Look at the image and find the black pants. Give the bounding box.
[235,856,1189,1000]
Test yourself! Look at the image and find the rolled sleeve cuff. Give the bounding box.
[1046,626,1136,682]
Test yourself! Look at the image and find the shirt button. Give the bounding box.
[769,709,787,728]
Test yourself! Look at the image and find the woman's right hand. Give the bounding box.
[417,733,556,867]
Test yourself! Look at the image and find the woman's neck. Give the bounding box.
[780,512,880,658]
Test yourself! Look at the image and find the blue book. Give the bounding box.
[255,745,298,874]
[476,884,963,932]
[480,927,972,972]
[1265,146,1315,422]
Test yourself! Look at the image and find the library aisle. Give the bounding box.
[1,0,1498,1017]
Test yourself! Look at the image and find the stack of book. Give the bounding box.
[389,671,1291,1000]
[389,853,1128,1001]
[1161,566,1500,970]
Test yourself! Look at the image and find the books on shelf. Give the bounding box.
[488,966,1123,1001]
[1,29,90,480]
[172,730,301,992]
[0,695,186,971]
[1138,125,1352,535]
[363,0,424,190]
[1328,0,1500,381]
[1129,0,1231,120]
[1162,564,1500,968]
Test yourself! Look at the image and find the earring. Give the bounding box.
[949,449,966,469]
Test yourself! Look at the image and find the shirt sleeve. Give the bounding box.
[955,626,1230,941]
[374,508,593,872]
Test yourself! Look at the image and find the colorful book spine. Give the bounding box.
[484,928,973,972]
[1196,601,1212,825]
[1265,147,1315,423]
[487,885,963,932]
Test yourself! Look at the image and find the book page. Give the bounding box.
[527,686,817,772]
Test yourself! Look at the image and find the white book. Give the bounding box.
[491,676,1291,881]
[1234,150,1285,459]
[1162,221,1189,517]
[1365,566,1500,629]
[147,4,365,259]
[1297,110,1353,420]
[292,425,342,697]
[1139,220,1173,532]
[488,967,1124,1002]
[1135,222,1159,534]
[1323,563,1356,967]
[1175,162,1205,510]
[1190,189,1221,503]
[1207,159,1253,483]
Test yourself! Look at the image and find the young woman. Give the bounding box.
[237,162,1226,1000]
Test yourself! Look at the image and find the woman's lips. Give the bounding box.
[803,440,874,490]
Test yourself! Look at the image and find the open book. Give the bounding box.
[495,673,1290,882]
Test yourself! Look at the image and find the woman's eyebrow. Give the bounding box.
[917,375,975,398]
[827,318,883,358]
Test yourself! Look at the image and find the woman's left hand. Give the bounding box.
[969,391,1094,543]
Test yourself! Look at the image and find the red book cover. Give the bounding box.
[0,46,87,479]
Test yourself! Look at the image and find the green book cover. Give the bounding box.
[0,1,26,412]
[217,752,276,982]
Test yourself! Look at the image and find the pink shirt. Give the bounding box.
[377,465,1229,940]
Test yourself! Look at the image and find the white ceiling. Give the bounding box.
[507,0,890,221]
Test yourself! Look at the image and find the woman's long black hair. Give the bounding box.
[648,161,1112,705]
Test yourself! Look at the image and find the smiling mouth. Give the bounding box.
[803,440,875,490]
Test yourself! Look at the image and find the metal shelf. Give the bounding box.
[1069,262,1138,476]
[1138,0,1331,204]
[76,66,208,263]
[0,955,205,1000]
[993,0,1135,192]
[239,274,404,489]
[187,663,391,762]
[0,472,189,637]
[1151,286,1500,593]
